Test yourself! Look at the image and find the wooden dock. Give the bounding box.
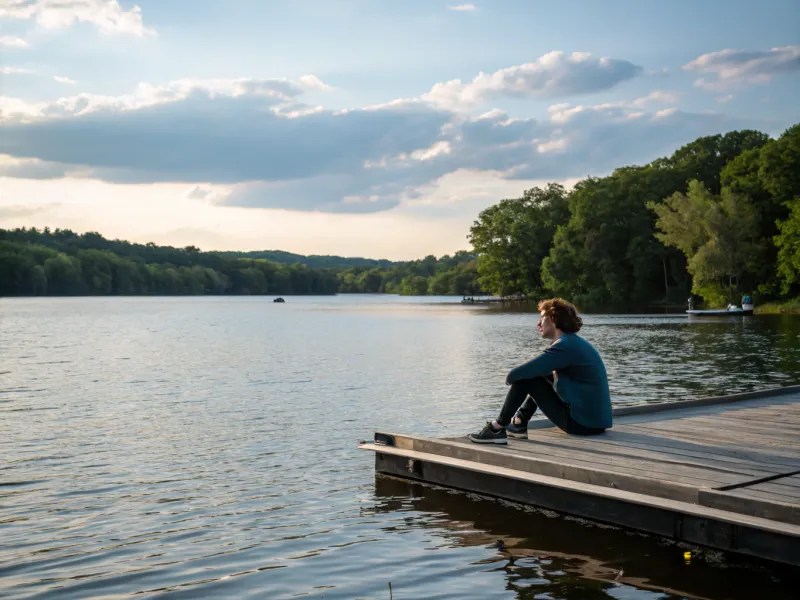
[360,385,800,567]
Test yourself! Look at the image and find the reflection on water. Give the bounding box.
[372,477,800,600]
[1,296,798,599]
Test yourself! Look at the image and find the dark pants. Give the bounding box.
[498,377,606,436]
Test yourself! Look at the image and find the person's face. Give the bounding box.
[537,310,557,339]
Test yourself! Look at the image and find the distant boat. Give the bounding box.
[273,297,285,303]
[686,295,753,316]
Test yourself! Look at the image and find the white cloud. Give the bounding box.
[448,4,476,11]
[0,72,782,214]
[53,75,77,84]
[0,76,330,122]
[0,35,28,47]
[536,137,568,154]
[422,51,643,109]
[0,0,155,36]
[0,66,35,74]
[410,141,452,161]
[629,90,680,108]
[653,107,678,119]
[579,90,680,114]
[184,184,230,203]
[683,45,800,90]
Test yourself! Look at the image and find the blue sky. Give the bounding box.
[1,0,798,259]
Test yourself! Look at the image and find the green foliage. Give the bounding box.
[543,166,685,309]
[775,197,800,294]
[652,180,766,306]
[335,251,482,296]
[660,129,770,194]
[0,228,482,297]
[469,184,569,298]
[215,249,393,270]
[0,229,340,297]
[476,124,796,311]
[650,180,715,257]
[758,124,800,205]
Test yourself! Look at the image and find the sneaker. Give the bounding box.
[468,422,507,445]
[506,417,528,439]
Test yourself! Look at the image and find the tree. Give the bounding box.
[758,124,800,205]
[44,252,84,295]
[398,275,428,296]
[469,184,569,297]
[664,130,770,194]
[543,166,683,309]
[774,197,800,294]
[651,181,763,305]
[649,180,715,257]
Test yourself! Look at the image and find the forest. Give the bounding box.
[468,123,799,310]
[0,227,481,297]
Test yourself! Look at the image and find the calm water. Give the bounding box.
[1,296,799,600]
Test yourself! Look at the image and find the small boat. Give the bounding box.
[273,297,285,303]
[686,295,754,316]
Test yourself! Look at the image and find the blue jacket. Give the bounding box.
[506,333,612,429]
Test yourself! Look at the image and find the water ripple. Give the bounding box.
[1,297,798,599]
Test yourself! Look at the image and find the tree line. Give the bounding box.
[0,228,483,297]
[469,124,799,310]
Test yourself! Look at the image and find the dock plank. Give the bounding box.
[519,430,789,473]
[699,488,800,525]
[624,422,799,452]
[735,474,800,497]
[505,438,769,482]
[526,428,800,470]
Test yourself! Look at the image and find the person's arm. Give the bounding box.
[506,339,572,385]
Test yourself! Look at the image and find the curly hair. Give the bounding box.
[538,298,583,333]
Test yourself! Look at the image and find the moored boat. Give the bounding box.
[686,295,754,316]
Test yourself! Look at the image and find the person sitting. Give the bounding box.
[468,298,612,445]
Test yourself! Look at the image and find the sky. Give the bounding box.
[0,0,798,260]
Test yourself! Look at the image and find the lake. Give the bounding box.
[1,295,799,599]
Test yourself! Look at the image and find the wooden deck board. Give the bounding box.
[504,439,769,483]
[518,428,800,469]
[621,423,799,452]
[510,432,779,473]
[364,385,800,566]
[738,474,800,498]
[510,430,790,472]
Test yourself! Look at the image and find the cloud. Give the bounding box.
[0,0,154,36]
[447,4,476,11]
[422,51,643,109]
[184,184,229,203]
[628,90,680,108]
[577,90,680,113]
[683,45,800,90]
[0,202,59,219]
[53,75,77,84]
[0,66,35,74]
[0,73,782,214]
[0,154,69,179]
[0,76,330,124]
[0,35,28,47]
